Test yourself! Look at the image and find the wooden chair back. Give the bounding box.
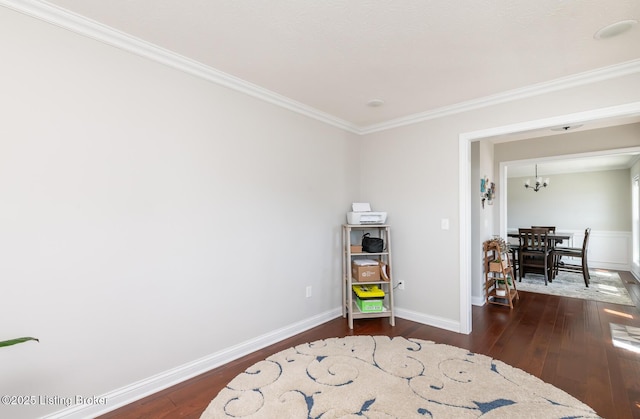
[581,228,591,254]
[532,226,556,234]
[518,228,549,252]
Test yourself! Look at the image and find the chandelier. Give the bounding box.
[524,164,549,192]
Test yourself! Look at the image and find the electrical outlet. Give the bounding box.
[306,286,312,298]
[398,280,405,290]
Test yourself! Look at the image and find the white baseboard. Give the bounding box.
[589,261,631,271]
[44,305,465,418]
[43,308,342,419]
[395,308,461,333]
[471,295,486,306]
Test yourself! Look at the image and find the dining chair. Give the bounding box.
[552,228,591,287]
[507,234,522,278]
[532,226,558,278]
[508,242,519,278]
[518,228,553,285]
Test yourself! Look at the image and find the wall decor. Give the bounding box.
[481,176,495,208]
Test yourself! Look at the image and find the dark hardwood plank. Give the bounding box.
[100,271,640,419]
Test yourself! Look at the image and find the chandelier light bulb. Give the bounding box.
[524,164,549,192]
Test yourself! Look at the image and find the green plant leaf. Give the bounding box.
[0,337,39,348]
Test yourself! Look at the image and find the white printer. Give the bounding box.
[347,203,387,225]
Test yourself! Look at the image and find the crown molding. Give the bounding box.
[3,0,639,136]
[1,0,361,134]
[360,59,640,134]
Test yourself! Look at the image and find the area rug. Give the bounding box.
[200,335,599,418]
[516,269,634,306]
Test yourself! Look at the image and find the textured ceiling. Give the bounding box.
[15,0,640,128]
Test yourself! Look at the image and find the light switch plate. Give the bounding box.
[441,218,450,230]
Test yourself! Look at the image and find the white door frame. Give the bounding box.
[458,101,640,334]
[632,175,640,278]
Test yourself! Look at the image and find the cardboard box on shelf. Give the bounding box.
[352,260,380,282]
[350,245,363,253]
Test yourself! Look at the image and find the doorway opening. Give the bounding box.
[458,102,640,334]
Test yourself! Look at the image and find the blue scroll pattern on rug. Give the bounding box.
[200,336,600,418]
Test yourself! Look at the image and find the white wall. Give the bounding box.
[507,169,631,231]
[1,7,359,419]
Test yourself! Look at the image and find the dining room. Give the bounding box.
[470,119,640,307]
[506,152,636,271]
[502,155,639,306]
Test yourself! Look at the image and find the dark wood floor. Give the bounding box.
[101,271,640,419]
